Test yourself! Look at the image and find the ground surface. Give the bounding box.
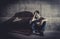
[8,31,60,39]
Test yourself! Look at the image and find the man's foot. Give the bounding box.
[36,32,40,35]
[32,33,36,35]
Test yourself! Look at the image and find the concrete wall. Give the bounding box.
[0,0,60,31]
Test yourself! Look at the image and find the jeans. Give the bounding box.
[31,20,46,34]
[32,23,36,33]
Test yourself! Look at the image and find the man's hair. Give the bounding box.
[34,10,39,14]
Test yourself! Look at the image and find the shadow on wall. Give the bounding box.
[45,18,60,31]
[52,22,60,31]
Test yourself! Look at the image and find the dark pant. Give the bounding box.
[31,20,46,35]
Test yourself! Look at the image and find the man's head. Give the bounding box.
[34,10,39,14]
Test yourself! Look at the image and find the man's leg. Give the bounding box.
[32,23,36,34]
[39,21,46,36]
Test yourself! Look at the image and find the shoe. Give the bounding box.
[36,32,40,35]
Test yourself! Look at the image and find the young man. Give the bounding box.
[31,10,41,34]
[31,10,46,36]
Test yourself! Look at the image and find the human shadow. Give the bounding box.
[0,11,34,38]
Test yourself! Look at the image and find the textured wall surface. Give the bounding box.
[0,0,60,31]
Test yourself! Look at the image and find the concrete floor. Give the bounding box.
[8,31,60,39]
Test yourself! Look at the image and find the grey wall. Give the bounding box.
[0,0,60,31]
